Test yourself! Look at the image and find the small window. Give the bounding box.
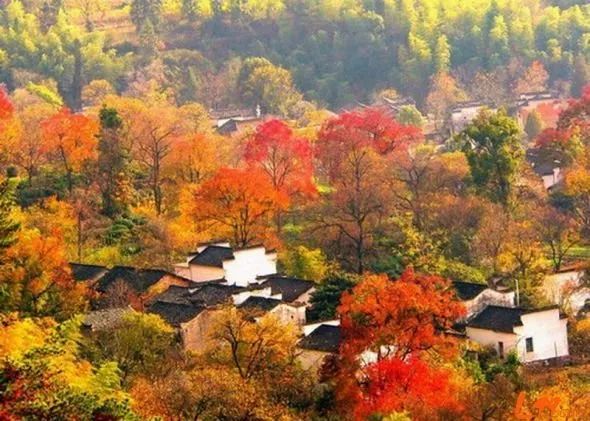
[526,337,534,353]
[498,341,504,358]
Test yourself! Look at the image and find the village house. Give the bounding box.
[148,246,317,351]
[450,101,495,134]
[69,263,108,285]
[453,281,515,319]
[174,242,278,287]
[298,322,342,371]
[465,305,569,363]
[94,266,194,309]
[526,148,564,190]
[542,265,590,315]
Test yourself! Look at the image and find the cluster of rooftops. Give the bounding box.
[73,241,570,363]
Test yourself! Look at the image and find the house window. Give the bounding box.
[498,341,504,358]
[526,337,534,353]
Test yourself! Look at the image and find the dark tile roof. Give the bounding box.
[299,325,341,353]
[148,301,205,327]
[188,246,234,267]
[70,263,108,282]
[467,306,525,333]
[152,285,193,305]
[96,266,186,294]
[261,276,315,302]
[526,148,563,176]
[82,308,129,331]
[190,284,244,306]
[238,296,282,312]
[453,281,489,301]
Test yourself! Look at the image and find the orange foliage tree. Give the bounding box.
[0,227,88,319]
[338,269,465,359]
[335,269,466,419]
[190,168,289,247]
[41,108,98,193]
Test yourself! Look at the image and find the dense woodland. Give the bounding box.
[2,0,590,420]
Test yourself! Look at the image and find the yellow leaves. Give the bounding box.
[0,316,54,359]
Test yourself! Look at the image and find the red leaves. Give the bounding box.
[317,107,421,179]
[354,356,463,420]
[244,119,316,198]
[336,269,466,420]
[0,86,13,120]
[338,269,465,359]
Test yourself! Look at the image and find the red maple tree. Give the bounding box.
[338,269,465,359]
[244,119,316,198]
[354,356,463,420]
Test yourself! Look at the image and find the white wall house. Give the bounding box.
[453,281,515,320]
[465,306,569,363]
[174,242,278,287]
[543,269,589,314]
[451,102,494,134]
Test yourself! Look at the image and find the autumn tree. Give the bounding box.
[86,311,175,382]
[426,72,467,132]
[108,97,181,214]
[0,227,88,319]
[314,108,420,273]
[336,270,466,419]
[41,108,99,194]
[338,270,465,360]
[536,207,579,272]
[0,180,19,260]
[13,103,55,183]
[0,316,136,419]
[460,109,524,207]
[244,119,316,230]
[207,306,299,380]
[353,356,464,420]
[524,110,544,141]
[190,167,289,247]
[515,61,549,94]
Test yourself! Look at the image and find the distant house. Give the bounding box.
[258,275,316,306]
[298,323,342,371]
[95,266,193,309]
[526,148,563,190]
[238,296,306,326]
[517,91,567,128]
[69,263,108,284]
[453,281,515,319]
[542,265,589,314]
[174,242,278,287]
[465,305,569,363]
[450,101,494,134]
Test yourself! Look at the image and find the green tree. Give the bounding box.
[97,106,129,218]
[308,272,358,321]
[397,105,426,127]
[238,57,302,116]
[0,180,19,258]
[460,109,524,206]
[130,0,162,32]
